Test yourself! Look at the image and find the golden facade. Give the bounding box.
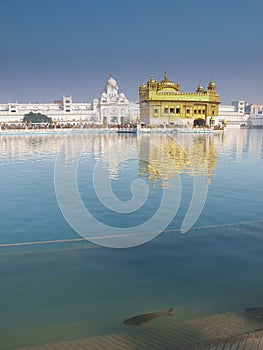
[139,73,220,127]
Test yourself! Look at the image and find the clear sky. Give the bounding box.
[0,0,262,104]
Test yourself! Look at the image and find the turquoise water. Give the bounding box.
[0,130,263,348]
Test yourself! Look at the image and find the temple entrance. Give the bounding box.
[103,116,108,126]
[111,116,118,123]
[194,118,205,127]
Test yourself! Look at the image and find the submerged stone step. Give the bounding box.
[14,311,263,350]
[191,329,263,349]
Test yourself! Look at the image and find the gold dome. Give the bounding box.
[158,72,179,91]
[208,80,216,91]
[140,82,147,88]
[196,83,204,93]
[161,72,174,85]
[148,75,157,84]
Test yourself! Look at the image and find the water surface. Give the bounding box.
[0,129,263,349]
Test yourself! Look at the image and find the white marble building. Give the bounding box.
[97,76,139,125]
[246,103,263,115]
[219,101,263,128]
[0,76,139,125]
[0,95,98,123]
[246,104,263,127]
[218,100,249,127]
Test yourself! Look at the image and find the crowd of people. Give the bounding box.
[0,122,104,130]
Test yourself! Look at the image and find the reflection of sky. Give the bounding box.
[0,130,263,245]
[0,0,262,104]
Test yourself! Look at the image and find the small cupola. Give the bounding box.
[208,80,216,91]
[196,83,204,93]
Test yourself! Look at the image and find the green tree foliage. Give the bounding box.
[23,112,52,124]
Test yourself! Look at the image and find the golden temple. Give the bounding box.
[139,73,220,127]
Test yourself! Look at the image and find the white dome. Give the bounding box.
[107,76,117,88]
[119,92,126,98]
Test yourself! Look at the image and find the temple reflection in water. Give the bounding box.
[0,130,262,184]
[138,133,218,187]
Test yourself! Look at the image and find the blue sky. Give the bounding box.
[0,0,262,104]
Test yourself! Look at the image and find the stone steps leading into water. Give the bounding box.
[14,311,263,350]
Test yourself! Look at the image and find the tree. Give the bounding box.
[23,112,52,124]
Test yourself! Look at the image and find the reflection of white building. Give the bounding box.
[215,128,263,159]
[0,76,139,125]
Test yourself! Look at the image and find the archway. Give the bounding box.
[194,118,205,127]
[103,116,108,126]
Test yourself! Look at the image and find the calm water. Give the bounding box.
[0,129,263,348]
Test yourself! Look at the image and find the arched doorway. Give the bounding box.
[194,118,205,127]
[103,116,108,126]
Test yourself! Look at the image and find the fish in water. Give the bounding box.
[245,306,263,319]
[123,307,173,326]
